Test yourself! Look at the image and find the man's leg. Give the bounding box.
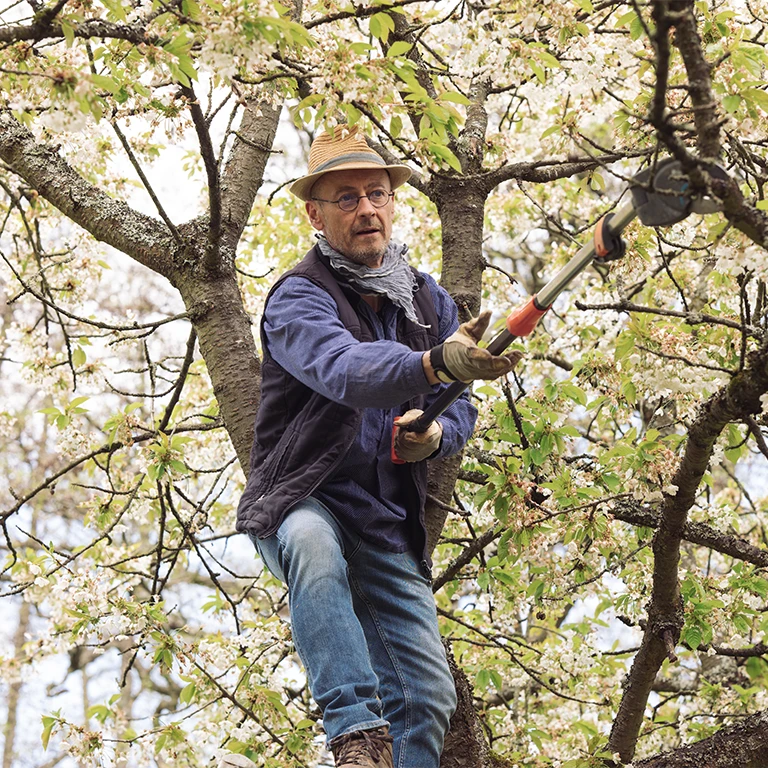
[251,498,389,741]
[347,544,457,768]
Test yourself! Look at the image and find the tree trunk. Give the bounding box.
[173,251,261,469]
[441,645,507,768]
[435,181,489,318]
[2,598,30,768]
[431,177,497,768]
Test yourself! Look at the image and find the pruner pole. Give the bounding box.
[404,201,637,434]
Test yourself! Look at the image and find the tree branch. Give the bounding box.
[0,111,176,276]
[485,152,647,189]
[609,338,768,761]
[670,0,722,159]
[220,97,282,253]
[611,499,768,569]
[0,17,161,44]
[181,85,222,271]
[634,707,768,768]
[574,297,763,338]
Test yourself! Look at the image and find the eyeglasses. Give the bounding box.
[311,189,394,212]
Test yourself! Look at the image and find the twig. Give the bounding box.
[157,328,197,432]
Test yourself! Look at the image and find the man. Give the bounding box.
[228,126,519,768]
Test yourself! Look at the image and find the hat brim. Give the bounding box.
[290,161,412,202]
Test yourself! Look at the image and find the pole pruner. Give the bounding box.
[396,157,729,446]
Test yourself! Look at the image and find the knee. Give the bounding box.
[431,663,458,725]
[277,504,345,579]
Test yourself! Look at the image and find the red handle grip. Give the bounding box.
[505,295,549,337]
[391,422,405,464]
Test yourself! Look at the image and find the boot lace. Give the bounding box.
[331,727,393,766]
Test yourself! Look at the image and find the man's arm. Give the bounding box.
[264,277,435,409]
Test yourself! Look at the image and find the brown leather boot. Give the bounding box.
[330,726,394,768]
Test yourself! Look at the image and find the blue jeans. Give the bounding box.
[250,497,457,768]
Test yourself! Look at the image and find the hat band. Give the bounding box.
[312,152,386,174]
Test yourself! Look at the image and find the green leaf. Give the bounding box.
[369,12,395,42]
[440,90,471,105]
[72,347,87,367]
[560,381,587,406]
[387,40,412,57]
[538,51,561,69]
[630,15,645,40]
[614,9,637,27]
[723,94,741,114]
[61,20,75,47]
[615,330,635,360]
[429,142,462,173]
[41,711,60,750]
[475,668,491,689]
[540,124,560,139]
[91,74,120,94]
[684,626,702,650]
[529,61,545,84]
[746,657,767,680]
[743,88,768,113]
[180,682,196,705]
[87,704,112,723]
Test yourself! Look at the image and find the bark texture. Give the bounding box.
[633,708,768,768]
[434,180,489,318]
[173,254,260,469]
[441,644,508,768]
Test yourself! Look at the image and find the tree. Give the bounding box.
[2,0,768,765]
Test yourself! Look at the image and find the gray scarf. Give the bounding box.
[317,235,428,327]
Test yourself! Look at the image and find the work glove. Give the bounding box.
[393,409,443,463]
[430,311,523,383]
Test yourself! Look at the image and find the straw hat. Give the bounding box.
[290,126,412,201]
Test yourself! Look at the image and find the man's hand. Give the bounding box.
[393,409,443,463]
[426,311,523,384]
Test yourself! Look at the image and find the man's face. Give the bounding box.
[305,168,394,268]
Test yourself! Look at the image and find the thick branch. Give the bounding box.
[609,340,768,761]
[670,0,721,158]
[0,17,161,44]
[611,499,768,569]
[459,76,491,176]
[634,707,768,768]
[0,111,175,276]
[220,98,282,253]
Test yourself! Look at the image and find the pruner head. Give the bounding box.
[630,158,728,227]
